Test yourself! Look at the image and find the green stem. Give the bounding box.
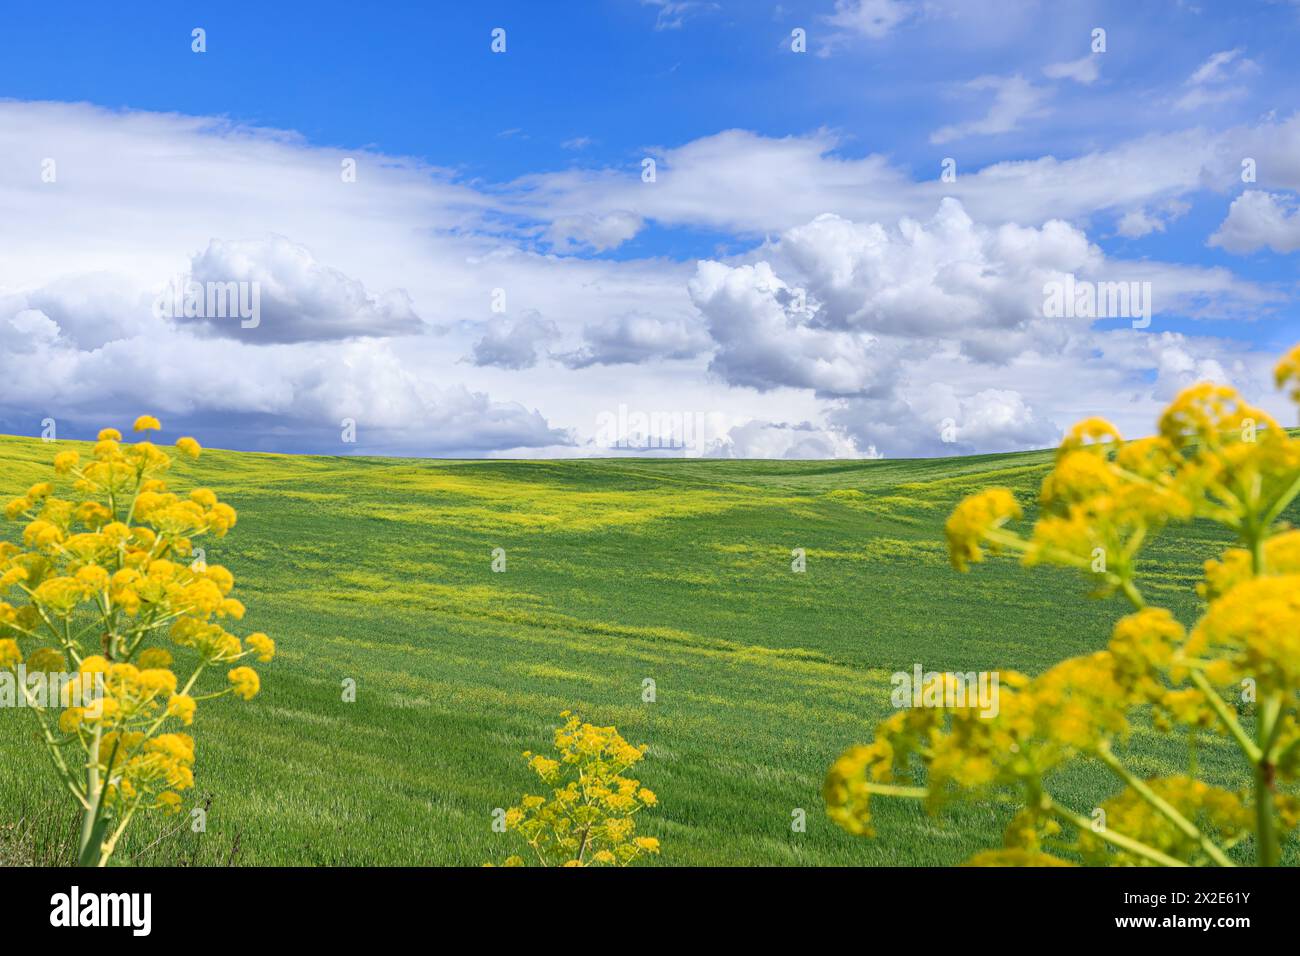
[1259,471,1300,533]
[77,722,103,864]
[1255,693,1282,867]
[1095,743,1234,867]
[1044,795,1188,867]
[1189,670,1261,762]
[1255,762,1278,867]
[1120,578,1146,611]
[97,797,142,867]
[859,782,931,800]
[1249,528,1265,577]
[18,682,87,807]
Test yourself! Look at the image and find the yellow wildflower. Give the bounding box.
[166,694,196,726]
[245,632,275,662]
[0,638,21,668]
[227,666,260,700]
[945,488,1022,571]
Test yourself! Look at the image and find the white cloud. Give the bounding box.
[699,202,1060,454]
[1149,334,1230,398]
[951,388,1059,451]
[682,199,1286,456]
[705,419,875,459]
[0,101,592,453]
[640,0,715,30]
[1187,48,1257,87]
[823,0,915,40]
[559,312,710,368]
[1115,199,1190,239]
[500,115,1300,248]
[545,210,644,252]
[502,129,916,247]
[1209,190,1300,254]
[683,200,1087,453]
[0,98,1291,461]
[1043,55,1100,85]
[776,200,1096,350]
[175,236,426,344]
[0,288,570,455]
[1175,48,1259,111]
[1175,87,1249,113]
[16,273,156,350]
[825,384,1058,458]
[930,74,1051,144]
[469,311,559,370]
[689,259,898,395]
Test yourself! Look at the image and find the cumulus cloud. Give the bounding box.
[0,289,569,455]
[1147,333,1231,400]
[705,419,875,459]
[778,200,1096,348]
[1209,190,1300,254]
[0,97,1291,461]
[171,236,426,344]
[684,198,1276,456]
[558,312,709,368]
[16,273,156,351]
[469,311,559,370]
[0,100,704,454]
[825,383,1058,459]
[689,259,898,396]
[544,210,643,252]
[680,200,1274,456]
[948,388,1059,452]
[1115,200,1190,239]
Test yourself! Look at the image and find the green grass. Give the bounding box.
[0,435,1291,866]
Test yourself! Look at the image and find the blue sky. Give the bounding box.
[0,0,1298,456]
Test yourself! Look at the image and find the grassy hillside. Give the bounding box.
[0,434,1281,866]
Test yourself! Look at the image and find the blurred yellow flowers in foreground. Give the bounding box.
[828,342,1300,867]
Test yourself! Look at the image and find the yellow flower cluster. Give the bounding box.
[0,417,272,866]
[1074,776,1253,866]
[1278,343,1300,403]
[829,342,1300,867]
[492,711,660,867]
[97,730,197,814]
[944,488,1021,572]
[943,357,1300,606]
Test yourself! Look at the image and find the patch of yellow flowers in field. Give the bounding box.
[0,417,272,866]
[492,711,661,867]
[827,342,1300,866]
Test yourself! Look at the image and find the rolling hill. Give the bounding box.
[0,434,1278,865]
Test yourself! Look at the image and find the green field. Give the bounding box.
[0,434,1289,866]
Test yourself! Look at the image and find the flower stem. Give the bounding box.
[77,723,103,865]
[1044,795,1188,867]
[1094,743,1234,867]
[1255,693,1282,867]
[1190,670,1260,762]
